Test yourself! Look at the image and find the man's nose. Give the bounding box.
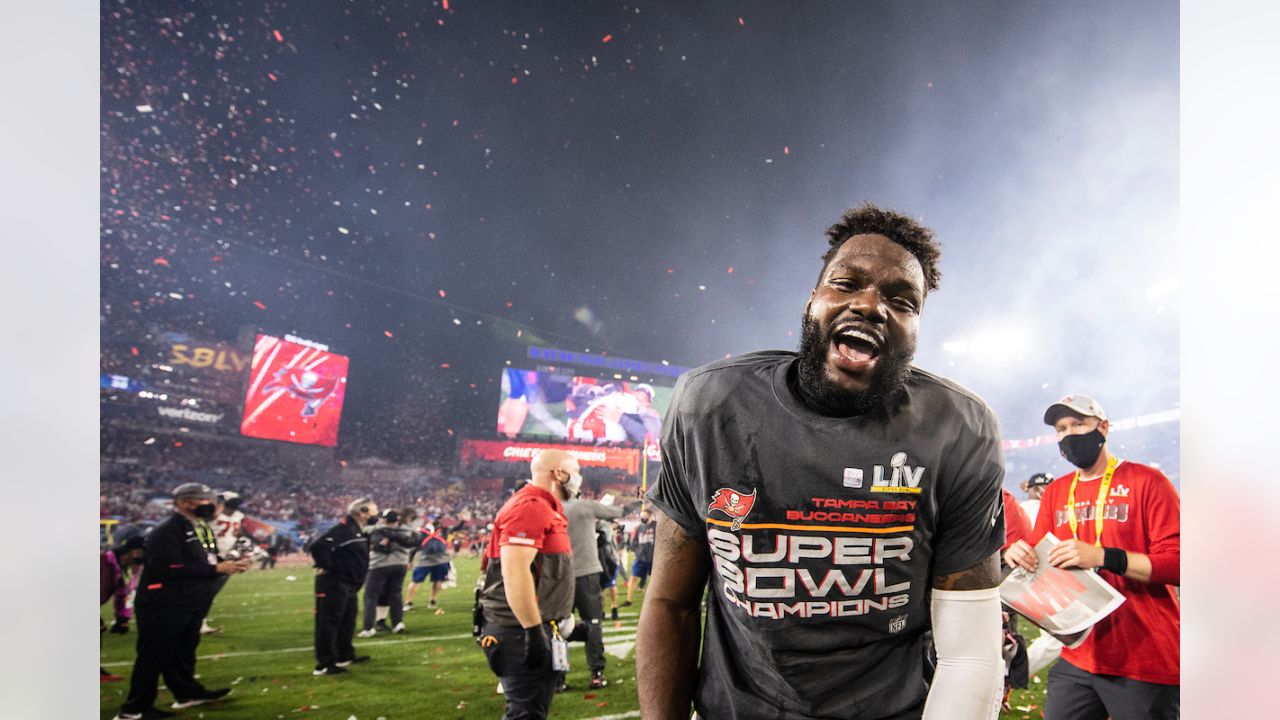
[845,288,888,323]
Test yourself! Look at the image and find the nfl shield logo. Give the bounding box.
[843,467,863,488]
[888,614,907,634]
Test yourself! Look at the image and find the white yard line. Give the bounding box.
[573,712,641,720]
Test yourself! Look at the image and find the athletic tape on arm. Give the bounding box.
[921,587,1003,720]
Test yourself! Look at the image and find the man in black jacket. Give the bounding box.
[114,483,250,720]
[311,497,379,675]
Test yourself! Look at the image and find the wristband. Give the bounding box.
[1101,547,1128,575]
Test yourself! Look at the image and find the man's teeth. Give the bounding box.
[837,329,879,348]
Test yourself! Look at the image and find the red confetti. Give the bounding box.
[438,289,447,298]
[130,347,139,356]
[738,17,745,26]
[211,255,222,262]
[727,266,734,273]
[452,119,460,127]
[253,301,267,310]
[384,330,394,338]
[273,29,284,43]
[440,363,451,368]
[173,441,184,447]
[152,257,170,266]
[666,268,674,273]
[602,34,613,43]
[442,0,449,9]
[505,301,513,308]
[267,72,277,81]
[511,77,518,84]
[784,146,790,154]
[584,693,597,700]
[332,150,342,158]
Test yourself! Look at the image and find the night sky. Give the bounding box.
[100,1,1179,464]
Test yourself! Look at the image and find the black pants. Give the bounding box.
[1045,658,1179,720]
[314,575,360,668]
[363,565,406,629]
[572,573,607,673]
[121,603,208,711]
[481,623,557,720]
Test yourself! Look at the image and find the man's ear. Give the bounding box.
[1099,419,1110,437]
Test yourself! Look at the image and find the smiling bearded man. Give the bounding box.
[637,202,1007,720]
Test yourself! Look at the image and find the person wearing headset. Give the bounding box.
[310,497,379,676]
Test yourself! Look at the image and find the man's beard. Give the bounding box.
[795,314,914,416]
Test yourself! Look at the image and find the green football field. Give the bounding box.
[100,557,1050,719]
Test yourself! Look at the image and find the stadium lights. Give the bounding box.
[1146,275,1180,301]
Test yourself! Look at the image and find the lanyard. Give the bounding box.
[1066,455,1120,546]
[195,520,217,554]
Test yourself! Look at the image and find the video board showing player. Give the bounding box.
[240,334,349,447]
[496,368,673,445]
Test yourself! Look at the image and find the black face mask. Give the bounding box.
[1059,428,1106,469]
[192,503,217,520]
[365,516,379,527]
[224,499,242,512]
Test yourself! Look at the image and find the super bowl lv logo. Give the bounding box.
[708,487,757,531]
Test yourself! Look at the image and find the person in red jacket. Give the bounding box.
[1004,394,1179,720]
[1001,488,1032,551]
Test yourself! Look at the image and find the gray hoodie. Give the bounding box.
[563,498,624,578]
[367,523,416,570]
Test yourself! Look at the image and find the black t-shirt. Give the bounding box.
[647,352,1005,720]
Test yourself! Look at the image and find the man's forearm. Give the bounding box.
[637,597,702,720]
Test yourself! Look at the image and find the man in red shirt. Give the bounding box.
[1004,394,1180,719]
[477,449,580,720]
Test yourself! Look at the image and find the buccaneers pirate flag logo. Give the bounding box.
[708,487,757,531]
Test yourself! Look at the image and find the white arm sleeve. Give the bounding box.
[921,587,1004,720]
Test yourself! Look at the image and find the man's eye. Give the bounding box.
[891,297,917,311]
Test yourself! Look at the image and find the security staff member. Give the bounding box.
[311,497,378,675]
[114,483,250,720]
[478,449,580,720]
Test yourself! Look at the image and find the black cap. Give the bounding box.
[172,482,216,501]
[1027,472,1056,489]
[114,535,146,554]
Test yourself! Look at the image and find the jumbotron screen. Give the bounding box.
[497,368,673,444]
[240,334,349,447]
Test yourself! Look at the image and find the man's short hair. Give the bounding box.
[822,202,942,292]
[347,497,374,515]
